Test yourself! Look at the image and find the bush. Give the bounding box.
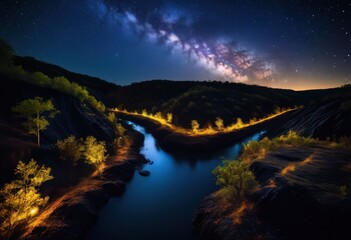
[0,159,53,239]
[213,160,257,200]
[240,131,318,162]
[84,136,108,173]
[56,135,84,166]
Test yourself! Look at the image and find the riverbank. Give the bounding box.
[115,109,298,151]
[193,143,351,240]
[20,129,147,240]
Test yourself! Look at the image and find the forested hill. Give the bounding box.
[14,56,121,98]
[106,80,351,128]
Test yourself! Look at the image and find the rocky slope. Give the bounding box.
[20,130,147,240]
[265,97,351,139]
[193,144,351,240]
[0,75,115,185]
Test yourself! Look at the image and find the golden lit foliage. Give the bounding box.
[213,160,257,200]
[0,47,105,113]
[166,113,173,123]
[115,123,127,137]
[0,160,53,238]
[83,136,108,172]
[12,97,58,147]
[240,131,319,162]
[113,123,128,151]
[107,112,117,123]
[215,117,224,131]
[56,135,84,166]
[113,106,299,136]
[191,120,200,133]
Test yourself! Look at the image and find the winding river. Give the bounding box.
[87,122,261,240]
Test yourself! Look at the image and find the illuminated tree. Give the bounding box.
[274,105,281,114]
[154,111,162,119]
[213,160,256,200]
[166,113,173,123]
[56,136,84,185]
[107,112,116,123]
[235,118,244,128]
[83,136,108,173]
[215,117,224,131]
[0,159,53,239]
[115,123,126,137]
[12,97,58,147]
[191,120,200,133]
[56,135,84,166]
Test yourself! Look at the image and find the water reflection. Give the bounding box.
[87,122,261,240]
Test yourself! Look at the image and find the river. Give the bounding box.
[87,122,261,240]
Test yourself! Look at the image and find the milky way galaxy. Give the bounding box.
[89,0,274,84]
[1,0,350,89]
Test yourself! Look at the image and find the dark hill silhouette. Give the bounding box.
[107,79,351,128]
[14,56,121,100]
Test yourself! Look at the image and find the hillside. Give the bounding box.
[106,80,351,128]
[13,56,121,101]
[10,54,351,131]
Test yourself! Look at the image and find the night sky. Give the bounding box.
[0,0,350,90]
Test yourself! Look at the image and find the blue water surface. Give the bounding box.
[87,122,261,240]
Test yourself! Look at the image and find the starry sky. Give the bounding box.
[0,0,350,90]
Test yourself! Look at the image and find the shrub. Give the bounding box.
[56,135,84,166]
[191,120,200,133]
[215,117,224,131]
[213,160,256,200]
[83,136,108,173]
[0,159,53,239]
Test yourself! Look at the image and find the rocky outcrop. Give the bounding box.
[193,145,351,240]
[265,99,351,139]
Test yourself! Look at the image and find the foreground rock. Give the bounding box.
[138,170,151,176]
[193,145,351,240]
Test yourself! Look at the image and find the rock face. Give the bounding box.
[265,99,351,139]
[193,145,351,240]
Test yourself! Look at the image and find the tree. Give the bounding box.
[154,111,163,119]
[83,136,108,173]
[56,135,84,166]
[235,118,244,128]
[115,123,126,137]
[191,120,200,133]
[56,136,84,185]
[0,159,53,239]
[213,160,256,200]
[215,117,224,131]
[12,97,58,147]
[107,112,116,123]
[166,113,173,123]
